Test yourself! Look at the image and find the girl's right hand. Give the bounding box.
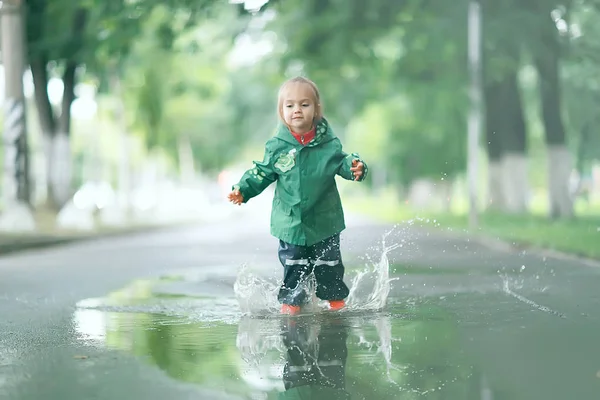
[228,189,244,205]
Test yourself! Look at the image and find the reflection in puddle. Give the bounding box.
[73,299,492,399]
[279,317,350,398]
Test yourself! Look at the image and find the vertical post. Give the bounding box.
[0,0,35,231]
[467,0,482,229]
[111,71,130,218]
[1,0,29,203]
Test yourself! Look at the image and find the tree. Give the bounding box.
[524,1,574,218]
[561,1,600,199]
[480,0,530,213]
[122,2,282,175]
[27,0,87,208]
[25,0,217,210]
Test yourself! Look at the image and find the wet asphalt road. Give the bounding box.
[1,199,600,399]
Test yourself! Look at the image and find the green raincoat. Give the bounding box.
[233,118,368,246]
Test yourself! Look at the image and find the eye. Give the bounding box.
[285,104,293,108]
[302,103,310,107]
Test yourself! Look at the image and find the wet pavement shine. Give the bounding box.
[1,202,600,399]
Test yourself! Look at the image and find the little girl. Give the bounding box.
[228,76,368,315]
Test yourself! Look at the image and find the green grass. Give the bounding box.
[346,191,600,260]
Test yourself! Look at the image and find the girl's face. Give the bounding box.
[281,83,318,134]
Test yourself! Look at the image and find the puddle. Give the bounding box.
[71,225,579,399]
[75,302,480,399]
[71,227,491,398]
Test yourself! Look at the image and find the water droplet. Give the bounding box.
[520,265,526,272]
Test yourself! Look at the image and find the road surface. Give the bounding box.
[1,199,599,399]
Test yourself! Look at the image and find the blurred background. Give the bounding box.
[0,0,598,255]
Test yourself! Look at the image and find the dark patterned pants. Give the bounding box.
[277,234,350,306]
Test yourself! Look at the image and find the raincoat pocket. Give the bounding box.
[273,197,293,215]
[271,198,295,233]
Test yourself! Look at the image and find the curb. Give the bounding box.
[359,213,600,268]
[436,226,600,268]
[0,236,76,255]
[0,222,197,257]
[475,235,600,268]
[348,205,600,267]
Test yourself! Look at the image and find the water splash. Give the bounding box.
[501,277,566,318]
[233,263,281,315]
[233,227,401,315]
[347,227,402,310]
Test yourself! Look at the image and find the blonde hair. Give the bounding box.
[277,76,323,123]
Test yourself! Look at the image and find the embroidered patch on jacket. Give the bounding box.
[307,122,328,147]
[274,149,296,173]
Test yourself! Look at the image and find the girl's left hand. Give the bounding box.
[351,159,364,180]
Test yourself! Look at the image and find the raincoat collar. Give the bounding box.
[275,117,336,147]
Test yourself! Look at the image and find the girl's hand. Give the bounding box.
[228,189,244,205]
[350,159,364,180]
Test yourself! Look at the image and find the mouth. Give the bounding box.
[292,116,303,120]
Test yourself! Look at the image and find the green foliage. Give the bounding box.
[25,0,600,185]
[346,90,467,186]
[122,2,282,173]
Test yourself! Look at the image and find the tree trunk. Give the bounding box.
[29,8,87,211]
[30,55,54,204]
[575,122,592,174]
[483,72,529,213]
[483,81,504,210]
[48,62,77,208]
[30,58,77,210]
[499,71,529,213]
[481,0,529,213]
[177,135,195,185]
[531,5,573,219]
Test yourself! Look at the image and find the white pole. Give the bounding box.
[468,0,482,229]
